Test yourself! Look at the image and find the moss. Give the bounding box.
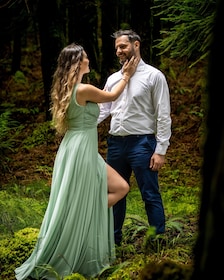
[64,273,87,279]
[139,259,192,280]
[0,227,38,280]
[106,258,145,279]
[0,228,193,280]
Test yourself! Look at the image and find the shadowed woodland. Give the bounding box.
[0,0,223,279]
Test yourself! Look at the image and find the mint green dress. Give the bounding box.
[15,85,115,279]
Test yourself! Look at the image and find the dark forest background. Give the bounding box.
[0,0,214,118]
[0,0,223,279]
[1,0,162,119]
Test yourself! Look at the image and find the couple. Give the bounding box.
[15,29,171,279]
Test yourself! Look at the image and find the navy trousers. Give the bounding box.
[107,134,165,245]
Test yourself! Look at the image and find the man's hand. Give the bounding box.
[149,153,165,171]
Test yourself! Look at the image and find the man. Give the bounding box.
[98,29,172,245]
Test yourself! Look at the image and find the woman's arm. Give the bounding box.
[77,56,139,105]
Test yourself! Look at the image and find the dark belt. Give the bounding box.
[109,134,155,138]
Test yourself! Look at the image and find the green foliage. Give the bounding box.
[120,214,190,258]
[0,178,198,279]
[0,227,86,280]
[153,0,216,65]
[162,173,201,217]
[22,121,55,149]
[106,258,145,280]
[6,181,50,199]
[0,110,21,174]
[0,228,39,280]
[31,264,69,280]
[35,165,54,178]
[13,70,28,84]
[0,181,49,237]
[14,107,40,115]
[64,273,86,280]
[1,101,40,122]
[122,215,150,244]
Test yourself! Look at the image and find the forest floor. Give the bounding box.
[1,47,205,187]
[0,46,206,279]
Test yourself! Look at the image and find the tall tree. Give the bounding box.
[36,0,65,120]
[101,0,119,84]
[191,0,224,278]
[129,0,155,64]
[68,1,99,72]
[0,0,30,74]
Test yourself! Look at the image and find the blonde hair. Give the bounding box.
[50,43,84,135]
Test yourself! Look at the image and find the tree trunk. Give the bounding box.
[37,0,65,120]
[69,1,99,73]
[130,0,153,64]
[191,0,224,278]
[11,32,21,74]
[101,0,119,85]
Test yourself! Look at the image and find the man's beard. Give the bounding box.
[119,49,135,65]
[119,56,128,65]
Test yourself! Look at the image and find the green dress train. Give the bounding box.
[15,84,115,279]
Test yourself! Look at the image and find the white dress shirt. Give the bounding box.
[97,59,172,155]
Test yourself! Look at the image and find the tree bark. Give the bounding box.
[37,0,65,120]
[191,0,224,278]
[101,0,119,85]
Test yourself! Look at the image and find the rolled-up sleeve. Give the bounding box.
[153,72,172,155]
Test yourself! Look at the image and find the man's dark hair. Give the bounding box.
[112,29,141,43]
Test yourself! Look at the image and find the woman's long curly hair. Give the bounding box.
[50,43,84,135]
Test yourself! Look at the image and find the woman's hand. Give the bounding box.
[122,56,140,81]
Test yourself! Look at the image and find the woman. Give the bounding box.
[15,43,139,279]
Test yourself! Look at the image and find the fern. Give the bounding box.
[153,0,216,64]
[0,110,21,175]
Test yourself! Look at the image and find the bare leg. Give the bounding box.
[107,163,129,208]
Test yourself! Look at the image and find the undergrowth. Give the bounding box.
[0,54,202,278]
[0,165,200,279]
[0,116,201,278]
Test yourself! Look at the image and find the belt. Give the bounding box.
[109,134,155,138]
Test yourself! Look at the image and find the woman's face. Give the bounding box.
[80,51,90,74]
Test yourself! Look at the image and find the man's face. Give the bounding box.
[115,35,136,65]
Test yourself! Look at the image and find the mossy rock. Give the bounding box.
[0,227,39,280]
[139,259,192,280]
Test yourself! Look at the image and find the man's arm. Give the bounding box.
[97,102,111,124]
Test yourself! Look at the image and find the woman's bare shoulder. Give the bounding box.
[76,83,99,105]
[78,83,96,91]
